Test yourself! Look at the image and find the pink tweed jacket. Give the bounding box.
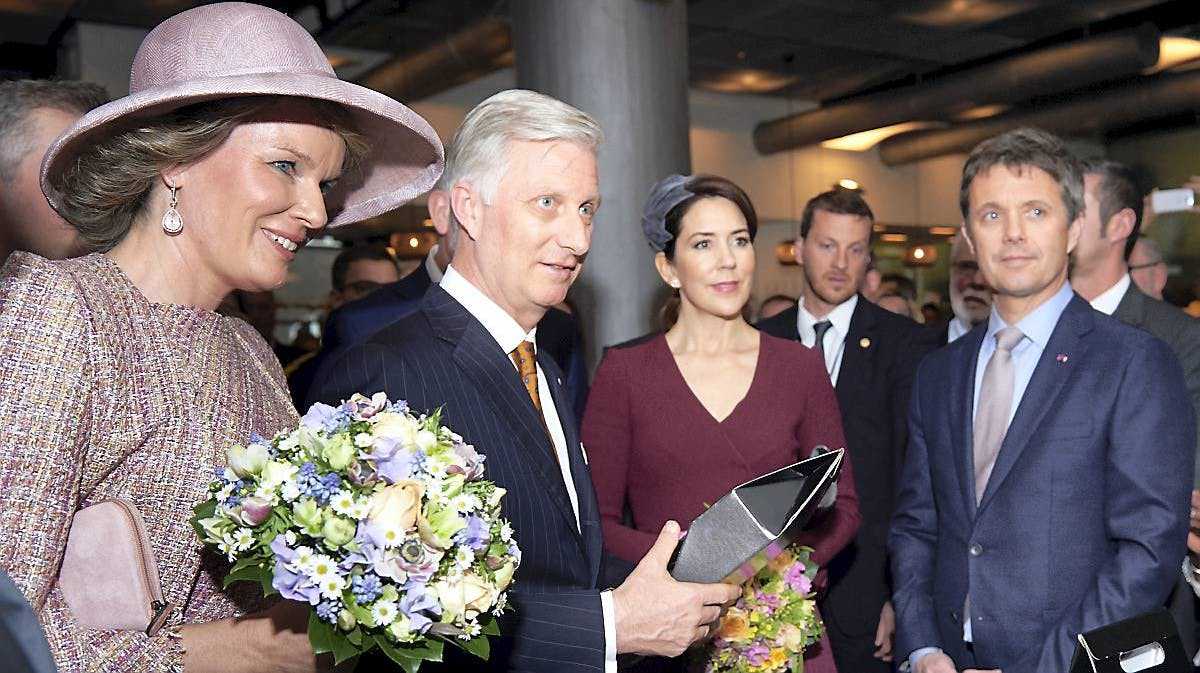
[0,253,298,672]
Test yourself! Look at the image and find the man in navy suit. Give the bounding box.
[314,89,739,673]
[890,127,1194,673]
[757,188,937,673]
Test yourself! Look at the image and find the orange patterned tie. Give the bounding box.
[510,341,554,451]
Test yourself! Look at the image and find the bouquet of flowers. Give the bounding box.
[191,392,520,671]
[698,545,823,673]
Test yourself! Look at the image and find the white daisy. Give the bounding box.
[348,499,372,520]
[280,481,302,502]
[371,600,398,626]
[319,574,346,600]
[307,554,338,583]
[290,546,316,573]
[500,522,513,542]
[329,491,357,517]
[354,432,374,448]
[232,528,255,551]
[455,547,475,569]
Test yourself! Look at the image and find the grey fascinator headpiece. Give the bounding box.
[641,174,694,251]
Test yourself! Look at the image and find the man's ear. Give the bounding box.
[426,190,451,237]
[1107,207,1136,245]
[1066,212,1083,255]
[792,237,804,265]
[449,182,481,241]
[961,221,977,256]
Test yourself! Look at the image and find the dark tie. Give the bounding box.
[812,320,833,362]
[510,341,554,453]
[973,326,1025,505]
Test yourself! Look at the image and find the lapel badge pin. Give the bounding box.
[1056,353,1068,363]
[859,337,871,348]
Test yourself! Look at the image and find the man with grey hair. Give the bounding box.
[0,79,107,264]
[891,128,1193,673]
[314,89,738,673]
[1129,235,1168,300]
[944,234,992,344]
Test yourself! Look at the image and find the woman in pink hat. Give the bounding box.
[0,3,442,672]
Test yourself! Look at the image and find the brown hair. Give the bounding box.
[54,95,369,253]
[799,188,874,239]
[959,127,1083,227]
[661,174,758,260]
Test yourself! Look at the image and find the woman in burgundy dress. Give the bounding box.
[583,174,860,672]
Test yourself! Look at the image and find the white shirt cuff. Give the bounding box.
[601,589,616,672]
[908,646,943,672]
[1183,557,1200,598]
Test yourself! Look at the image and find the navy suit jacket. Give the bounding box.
[889,295,1195,673]
[759,298,937,644]
[298,263,589,416]
[312,285,608,672]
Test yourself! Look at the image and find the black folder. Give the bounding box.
[668,448,844,585]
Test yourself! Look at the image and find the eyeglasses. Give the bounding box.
[952,261,980,274]
[1129,261,1165,271]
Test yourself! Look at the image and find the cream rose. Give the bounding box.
[368,479,425,533]
[373,412,421,446]
[434,573,498,621]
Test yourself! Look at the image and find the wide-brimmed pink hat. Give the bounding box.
[40,2,443,227]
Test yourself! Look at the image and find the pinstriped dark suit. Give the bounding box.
[313,284,609,672]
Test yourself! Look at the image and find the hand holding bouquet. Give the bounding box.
[699,545,822,673]
[192,393,520,671]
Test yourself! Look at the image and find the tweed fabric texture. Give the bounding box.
[0,252,297,672]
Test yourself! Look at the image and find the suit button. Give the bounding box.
[969,543,983,556]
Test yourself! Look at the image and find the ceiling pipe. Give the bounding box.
[752,25,1160,155]
[876,68,1200,165]
[361,18,511,103]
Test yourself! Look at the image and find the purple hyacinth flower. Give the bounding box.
[272,561,320,605]
[375,446,416,484]
[783,562,811,594]
[399,581,439,634]
[746,642,770,667]
[454,515,491,552]
[300,402,339,431]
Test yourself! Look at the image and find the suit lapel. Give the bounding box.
[955,328,986,519]
[541,353,603,578]
[423,288,585,550]
[1111,284,1146,328]
[977,298,1092,511]
[835,297,875,403]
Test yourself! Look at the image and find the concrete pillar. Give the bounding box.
[510,0,691,368]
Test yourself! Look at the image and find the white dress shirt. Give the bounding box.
[947,316,972,343]
[795,294,857,385]
[1087,273,1130,316]
[440,265,616,671]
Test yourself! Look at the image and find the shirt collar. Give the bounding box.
[985,280,1074,348]
[947,316,972,343]
[1088,274,1130,316]
[797,294,858,338]
[424,245,444,284]
[440,265,536,354]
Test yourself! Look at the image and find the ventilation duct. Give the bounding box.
[876,68,1200,165]
[752,25,1160,155]
[361,18,512,103]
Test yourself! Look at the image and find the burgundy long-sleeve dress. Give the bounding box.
[583,332,860,672]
